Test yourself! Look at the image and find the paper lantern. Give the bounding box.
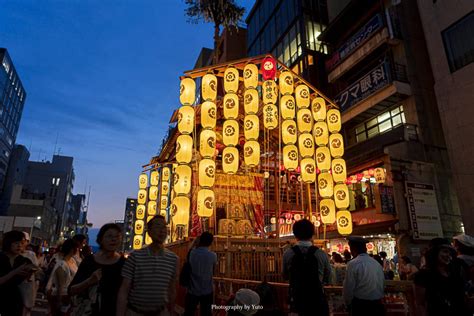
[199,129,216,158]
[134,220,144,235]
[162,167,170,181]
[244,115,259,140]
[334,184,350,209]
[197,189,214,217]
[244,140,260,167]
[202,73,217,101]
[132,235,143,250]
[329,133,344,158]
[280,95,296,120]
[174,165,192,195]
[279,71,294,95]
[145,232,152,245]
[263,104,278,130]
[297,109,313,133]
[224,93,239,119]
[224,67,239,93]
[161,181,169,196]
[311,97,326,121]
[295,85,310,109]
[320,199,336,224]
[137,189,147,204]
[337,210,353,235]
[327,109,342,133]
[313,121,329,146]
[222,147,239,174]
[332,159,347,183]
[159,210,167,218]
[178,105,194,135]
[172,196,190,226]
[146,216,154,223]
[298,133,315,158]
[176,135,193,163]
[160,196,169,210]
[262,57,277,80]
[138,174,148,189]
[283,145,299,171]
[201,101,216,129]
[316,146,331,171]
[180,78,195,106]
[223,120,239,146]
[147,201,157,216]
[244,63,259,89]
[300,158,316,183]
[262,80,278,105]
[149,186,158,201]
[244,89,259,114]
[375,168,386,183]
[136,205,145,220]
[318,172,334,198]
[282,120,297,145]
[199,159,215,188]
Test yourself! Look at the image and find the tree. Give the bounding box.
[185,0,245,65]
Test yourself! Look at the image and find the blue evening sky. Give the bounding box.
[0,0,254,228]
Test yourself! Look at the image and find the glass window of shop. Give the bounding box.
[355,105,405,143]
[442,11,474,73]
[348,180,377,211]
[305,15,327,54]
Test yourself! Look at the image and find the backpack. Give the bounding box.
[179,250,192,287]
[289,245,327,315]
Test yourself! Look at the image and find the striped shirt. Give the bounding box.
[122,247,178,311]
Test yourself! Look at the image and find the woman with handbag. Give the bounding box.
[69,223,125,316]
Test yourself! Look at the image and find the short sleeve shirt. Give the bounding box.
[188,247,217,296]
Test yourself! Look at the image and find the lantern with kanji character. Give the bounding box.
[162,167,170,181]
[262,80,278,104]
[174,165,192,195]
[263,104,278,129]
[177,105,194,135]
[202,73,217,101]
[180,77,195,106]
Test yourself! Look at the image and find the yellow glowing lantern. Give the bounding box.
[297,109,313,133]
[150,171,159,186]
[223,120,239,146]
[280,95,296,120]
[329,133,344,158]
[244,141,260,167]
[244,63,258,89]
[161,181,169,196]
[134,220,145,235]
[311,97,326,121]
[179,77,196,106]
[178,105,194,135]
[327,109,342,133]
[159,210,167,218]
[298,133,315,158]
[295,84,310,108]
[313,121,329,146]
[147,201,157,216]
[332,159,347,183]
[224,67,239,93]
[320,199,336,224]
[263,104,278,130]
[136,205,145,220]
[160,196,168,210]
[202,73,217,101]
[224,93,239,120]
[374,168,386,183]
[139,173,148,189]
[334,184,350,209]
[279,71,294,95]
[162,167,170,181]
[172,196,190,226]
[176,135,193,164]
[316,146,331,171]
[199,129,216,159]
[149,186,158,201]
[174,165,192,195]
[199,159,215,188]
[132,235,143,250]
[337,210,352,235]
[147,216,154,223]
[244,89,259,114]
[282,120,297,145]
[201,101,216,129]
[301,158,316,183]
[222,147,239,174]
[137,189,147,204]
[197,189,214,217]
[283,145,299,171]
[145,232,152,245]
[244,115,259,140]
[262,80,278,105]
[318,172,334,198]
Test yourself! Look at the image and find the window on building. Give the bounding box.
[442,11,474,72]
[56,178,60,186]
[1,57,10,74]
[355,105,405,143]
[305,16,327,54]
[348,181,377,211]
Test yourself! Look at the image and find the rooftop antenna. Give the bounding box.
[85,185,91,213]
[28,139,32,152]
[53,133,59,155]
[37,149,42,161]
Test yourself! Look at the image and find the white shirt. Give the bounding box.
[343,253,384,305]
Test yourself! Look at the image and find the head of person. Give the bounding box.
[198,231,214,247]
[72,234,87,248]
[233,288,260,315]
[22,232,31,251]
[147,215,167,244]
[425,240,456,269]
[2,230,26,255]
[60,239,79,258]
[348,237,367,257]
[96,223,123,252]
[343,249,352,261]
[332,252,344,264]
[292,219,314,241]
[379,251,387,259]
[453,234,474,256]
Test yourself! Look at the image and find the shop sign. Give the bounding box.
[335,61,391,112]
[405,182,443,240]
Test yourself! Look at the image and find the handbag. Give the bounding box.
[179,250,192,287]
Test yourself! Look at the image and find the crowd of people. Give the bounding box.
[1,215,473,316]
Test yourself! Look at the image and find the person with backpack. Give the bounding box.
[343,236,385,316]
[282,219,330,316]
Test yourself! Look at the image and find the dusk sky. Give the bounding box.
[1,0,253,228]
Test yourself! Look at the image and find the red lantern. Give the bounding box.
[285,213,292,220]
[279,218,285,225]
[261,56,277,80]
[280,164,285,171]
[368,168,375,176]
[356,173,363,181]
[296,166,301,173]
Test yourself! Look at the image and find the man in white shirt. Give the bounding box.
[343,236,385,316]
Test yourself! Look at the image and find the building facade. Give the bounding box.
[122,197,136,251]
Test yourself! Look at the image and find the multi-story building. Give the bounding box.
[416,1,474,235]
[70,194,86,236]
[122,197,136,251]
[0,49,27,190]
